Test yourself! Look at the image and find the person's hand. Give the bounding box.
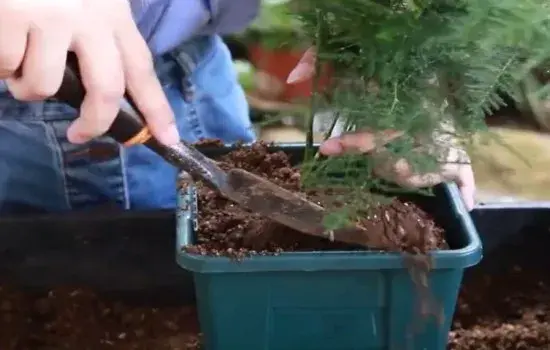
[287,47,476,210]
[318,131,476,211]
[287,47,317,85]
[0,0,179,145]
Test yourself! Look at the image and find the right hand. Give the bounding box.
[0,0,179,146]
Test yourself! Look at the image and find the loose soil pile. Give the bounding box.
[0,286,201,350]
[185,141,447,257]
[449,232,550,350]
[0,253,548,349]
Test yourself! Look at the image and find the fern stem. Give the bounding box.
[313,112,340,160]
[304,9,324,162]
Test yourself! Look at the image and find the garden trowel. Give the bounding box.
[51,54,373,247]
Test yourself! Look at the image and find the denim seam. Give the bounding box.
[170,36,217,76]
[194,37,218,72]
[119,146,131,210]
[186,101,204,140]
[43,121,71,210]
[169,37,218,140]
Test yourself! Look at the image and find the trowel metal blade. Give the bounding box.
[221,168,327,237]
[221,168,378,248]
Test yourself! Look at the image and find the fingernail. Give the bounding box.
[157,126,180,145]
[67,129,91,145]
[382,129,403,139]
[465,197,475,211]
[286,64,310,84]
[286,68,300,84]
[319,138,343,155]
[459,190,475,211]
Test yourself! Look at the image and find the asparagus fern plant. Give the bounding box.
[294,0,550,228]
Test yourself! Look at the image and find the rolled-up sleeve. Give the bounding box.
[131,0,260,56]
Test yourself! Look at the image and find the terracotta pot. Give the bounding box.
[248,44,332,103]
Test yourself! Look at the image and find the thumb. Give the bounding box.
[441,164,476,211]
[456,168,476,211]
[287,47,316,84]
[319,130,404,156]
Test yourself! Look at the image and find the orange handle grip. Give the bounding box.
[122,127,152,147]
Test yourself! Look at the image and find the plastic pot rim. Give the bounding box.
[176,182,482,274]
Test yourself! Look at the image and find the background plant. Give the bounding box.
[241,0,309,50]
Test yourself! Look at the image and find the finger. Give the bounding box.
[319,130,404,156]
[114,9,179,146]
[373,156,414,185]
[370,142,476,211]
[375,142,451,185]
[456,167,476,211]
[391,160,476,210]
[438,163,476,211]
[7,25,71,100]
[287,46,316,84]
[395,171,445,188]
[67,27,125,144]
[0,13,28,78]
[370,153,444,188]
[438,164,476,211]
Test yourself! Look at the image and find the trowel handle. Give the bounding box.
[54,54,228,189]
[54,53,152,147]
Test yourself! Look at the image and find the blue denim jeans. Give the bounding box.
[0,35,255,214]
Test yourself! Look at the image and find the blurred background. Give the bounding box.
[224,0,550,204]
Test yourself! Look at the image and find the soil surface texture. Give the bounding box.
[185,141,447,257]
[448,232,550,350]
[0,286,201,350]
[0,247,548,350]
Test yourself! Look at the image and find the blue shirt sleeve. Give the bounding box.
[131,0,260,56]
[202,0,260,35]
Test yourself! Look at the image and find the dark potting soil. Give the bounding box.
[0,286,201,350]
[450,270,550,349]
[0,254,547,349]
[193,139,225,148]
[184,141,447,257]
[448,232,550,350]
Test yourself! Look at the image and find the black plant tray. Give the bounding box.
[0,209,192,304]
[0,143,547,305]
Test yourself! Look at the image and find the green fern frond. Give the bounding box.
[293,0,550,228]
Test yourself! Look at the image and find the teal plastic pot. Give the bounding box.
[176,144,483,350]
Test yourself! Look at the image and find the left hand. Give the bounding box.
[318,131,476,211]
[287,47,476,211]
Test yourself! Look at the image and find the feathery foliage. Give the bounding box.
[294,0,550,227]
